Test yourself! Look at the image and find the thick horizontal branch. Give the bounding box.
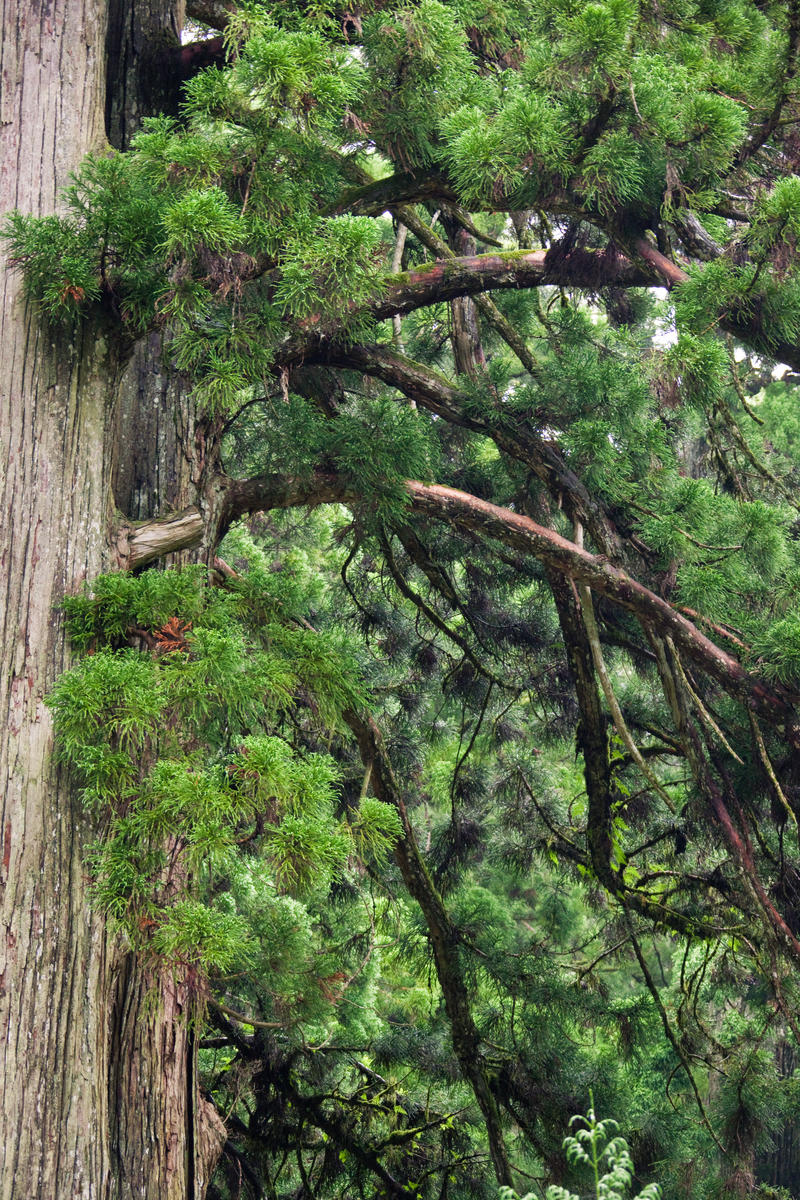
[325,162,800,372]
[276,248,656,365]
[114,508,205,570]
[115,474,350,570]
[372,249,652,320]
[328,168,581,222]
[186,0,234,29]
[327,170,461,217]
[120,472,800,740]
[391,204,536,368]
[406,481,800,737]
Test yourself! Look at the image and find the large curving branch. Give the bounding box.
[277,238,800,376]
[406,480,800,737]
[326,170,462,218]
[327,168,585,222]
[119,472,800,740]
[325,187,800,375]
[364,248,651,320]
[273,247,656,366]
[323,341,623,558]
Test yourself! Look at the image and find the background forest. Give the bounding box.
[7,0,800,1197]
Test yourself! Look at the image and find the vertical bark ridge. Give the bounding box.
[104,2,227,1189]
[0,3,124,1195]
[112,331,197,531]
[107,956,220,1200]
[0,305,121,1194]
[105,0,187,151]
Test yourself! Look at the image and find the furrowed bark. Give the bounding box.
[109,8,230,1177]
[108,955,226,1199]
[105,0,186,148]
[1,3,225,1195]
[110,347,226,1199]
[0,3,119,1194]
[108,3,228,1193]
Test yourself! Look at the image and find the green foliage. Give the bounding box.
[441,95,572,204]
[49,562,365,966]
[500,1104,661,1200]
[350,795,403,859]
[581,131,648,215]
[161,186,247,257]
[750,615,800,685]
[275,215,386,325]
[361,0,482,169]
[61,564,209,651]
[16,0,800,1194]
[335,394,440,518]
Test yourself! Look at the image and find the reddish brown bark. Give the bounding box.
[0,3,121,1192]
[631,236,800,373]
[273,248,655,364]
[108,956,226,1199]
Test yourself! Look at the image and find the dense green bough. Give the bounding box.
[11,0,800,1194]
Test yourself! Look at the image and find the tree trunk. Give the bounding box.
[109,329,223,1200]
[756,1040,800,1193]
[0,2,223,1195]
[107,955,226,1199]
[0,5,118,1194]
[445,226,487,380]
